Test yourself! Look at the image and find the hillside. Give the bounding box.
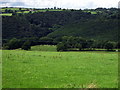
[2,7,119,44]
[47,19,118,41]
[2,10,95,39]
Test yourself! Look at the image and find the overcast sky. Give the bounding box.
[0,0,119,9]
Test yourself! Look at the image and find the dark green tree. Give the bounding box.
[116,42,120,49]
[77,37,87,50]
[75,43,82,50]
[57,42,67,51]
[39,37,53,45]
[22,41,31,50]
[86,39,94,50]
[104,42,114,51]
[4,38,21,50]
[19,8,22,11]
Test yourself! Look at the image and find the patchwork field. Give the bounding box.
[0,7,63,16]
[2,48,118,88]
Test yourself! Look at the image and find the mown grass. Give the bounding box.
[90,11,97,14]
[2,49,118,88]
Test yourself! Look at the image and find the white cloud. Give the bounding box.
[0,0,119,9]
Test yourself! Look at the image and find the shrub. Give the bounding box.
[3,38,22,50]
[75,43,82,50]
[57,42,67,51]
[22,41,31,50]
[104,42,114,51]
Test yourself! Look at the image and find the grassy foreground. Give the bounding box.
[2,49,118,88]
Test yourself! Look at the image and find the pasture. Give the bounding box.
[2,46,118,88]
[0,13,12,16]
[83,11,97,14]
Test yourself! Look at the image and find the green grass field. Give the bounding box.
[83,11,97,14]
[0,13,12,16]
[2,45,118,88]
[17,11,30,14]
[2,8,20,11]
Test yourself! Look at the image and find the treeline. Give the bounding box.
[3,36,120,51]
[56,36,120,51]
[3,37,56,50]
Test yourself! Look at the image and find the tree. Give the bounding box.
[77,37,87,50]
[12,12,17,15]
[54,7,56,9]
[29,11,32,14]
[5,9,8,13]
[104,42,114,51]
[71,9,75,11]
[57,42,67,51]
[4,38,21,50]
[86,39,94,49]
[19,8,22,11]
[75,43,82,50]
[116,42,120,49]
[39,37,53,45]
[22,41,31,50]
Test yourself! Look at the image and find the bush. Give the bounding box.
[57,42,67,51]
[3,38,22,50]
[75,43,82,50]
[104,42,114,51]
[22,41,31,50]
[116,42,120,49]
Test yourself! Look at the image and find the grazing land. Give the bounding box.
[2,46,118,88]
